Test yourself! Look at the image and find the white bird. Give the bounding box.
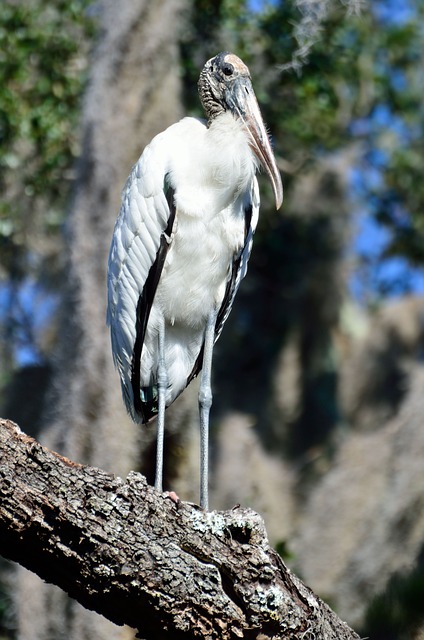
[107,52,283,510]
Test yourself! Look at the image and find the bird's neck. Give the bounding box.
[206,112,257,188]
[170,114,257,219]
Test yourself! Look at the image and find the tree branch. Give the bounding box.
[0,418,359,639]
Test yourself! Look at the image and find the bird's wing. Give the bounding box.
[215,177,260,340]
[107,135,175,424]
[186,177,260,386]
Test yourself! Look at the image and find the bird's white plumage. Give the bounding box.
[107,51,283,509]
[107,112,260,422]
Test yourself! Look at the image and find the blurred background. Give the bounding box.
[1,0,424,638]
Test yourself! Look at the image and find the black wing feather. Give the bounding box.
[131,183,176,422]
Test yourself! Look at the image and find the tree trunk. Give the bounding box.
[1,418,360,640]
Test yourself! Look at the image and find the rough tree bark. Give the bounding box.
[0,418,359,640]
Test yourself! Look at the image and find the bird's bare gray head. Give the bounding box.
[198,52,251,122]
[198,52,283,209]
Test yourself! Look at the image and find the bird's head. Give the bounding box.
[198,52,283,209]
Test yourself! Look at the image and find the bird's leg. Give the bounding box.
[198,307,218,511]
[155,315,167,494]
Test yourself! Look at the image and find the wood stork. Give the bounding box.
[107,52,283,510]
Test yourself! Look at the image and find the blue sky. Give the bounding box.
[0,279,58,367]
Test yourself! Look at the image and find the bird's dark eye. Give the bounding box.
[222,63,234,76]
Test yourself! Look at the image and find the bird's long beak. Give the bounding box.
[227,77,283,210]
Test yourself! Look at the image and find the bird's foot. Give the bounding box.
[163,490,180,505]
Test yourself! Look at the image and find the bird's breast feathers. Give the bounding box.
[163,115,257,217]
[144,114,256,326]
[157,204,245,328]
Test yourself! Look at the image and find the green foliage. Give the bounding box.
[186,1,424,276]
[362,6,424,266]
[0,0,94,278]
